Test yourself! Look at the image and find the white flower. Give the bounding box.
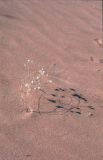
[37,86,40,90]
[39,69,45,75]
[25,83,29,88]
[48,80,52,83]
[27,59,30,63]
[36,76,39,80]
[31,80,34,84]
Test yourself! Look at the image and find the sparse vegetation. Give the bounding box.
[19,59,95,117]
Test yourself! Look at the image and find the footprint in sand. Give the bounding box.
[99,59,103,64]
[94,38,103,47]
[89,56,103,72]
[90,57,99,63]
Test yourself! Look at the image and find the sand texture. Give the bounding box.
[0,0,103,160]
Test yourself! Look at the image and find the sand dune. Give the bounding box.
[0,0,103,160]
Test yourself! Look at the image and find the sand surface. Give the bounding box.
[0,0,103,160]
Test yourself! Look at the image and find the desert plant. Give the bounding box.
[20,59,54,113]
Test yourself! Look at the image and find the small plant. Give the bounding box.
[20,59,54,113]
[19,59,95,117]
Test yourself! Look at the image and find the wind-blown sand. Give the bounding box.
[0,0,103,160]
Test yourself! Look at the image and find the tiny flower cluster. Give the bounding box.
[20,59,57,112]
[20,59,53,96]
